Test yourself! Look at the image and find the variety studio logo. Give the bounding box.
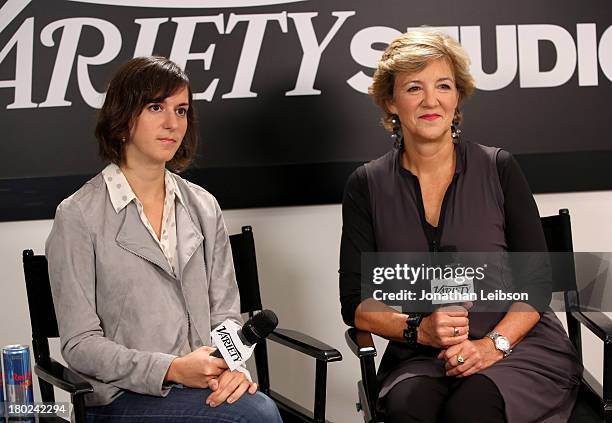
[0,0,611,110]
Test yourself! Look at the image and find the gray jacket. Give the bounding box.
[46,172,241,406]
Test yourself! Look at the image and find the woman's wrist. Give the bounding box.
[415,315,428,346]
[165,357,181,383]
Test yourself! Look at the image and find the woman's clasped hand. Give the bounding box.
[165,347,258,407]
[417,303,471,348]
[439,338,504,378]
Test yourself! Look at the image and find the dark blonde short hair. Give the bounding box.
[95,56,198,172]
[369,30,475,132]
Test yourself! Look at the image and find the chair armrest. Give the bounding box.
[268,328,342,362]
[571,310,612,410]
[571,310,612,342]
[345,328,377,358]
[35,358,94,395]
[345,328,382,421]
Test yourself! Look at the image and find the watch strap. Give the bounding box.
[403,313,423,346]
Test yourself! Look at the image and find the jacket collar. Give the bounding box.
[114,175,204,280]
[115,204,176,277]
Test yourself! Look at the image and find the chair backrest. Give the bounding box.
[229,226,264,314]
[22,250,57,363]
[228,226,271,392]
[540,208,578,293]
[540,208,582,360]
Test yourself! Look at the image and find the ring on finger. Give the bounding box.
[453,327,460,336]
[457,354,465,364]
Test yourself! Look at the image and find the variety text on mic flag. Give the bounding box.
[211,319,256,371]
[430,277,475,305]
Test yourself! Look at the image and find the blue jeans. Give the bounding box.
[86,386,283,423]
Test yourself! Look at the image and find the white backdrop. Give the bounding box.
[1,190,611,422]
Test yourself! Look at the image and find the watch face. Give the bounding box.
[496,337,510,351]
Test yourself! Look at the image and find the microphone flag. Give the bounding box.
[211,319,256,371]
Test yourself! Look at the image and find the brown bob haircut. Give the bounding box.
[95,56,197,172]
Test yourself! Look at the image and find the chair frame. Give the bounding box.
[22,225,342,423]
[22,249,93,423]
[230,226,342,423]
[345,209,612,423]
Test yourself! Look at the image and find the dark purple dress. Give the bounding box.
[339,140,583,422]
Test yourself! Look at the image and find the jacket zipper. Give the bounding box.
[118,245,192,344]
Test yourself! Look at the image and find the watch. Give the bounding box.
[485,331,512,357]
[403,313,423,346]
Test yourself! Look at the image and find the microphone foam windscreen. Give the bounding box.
[242,309,278,344]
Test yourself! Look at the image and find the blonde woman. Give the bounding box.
[339,31,582,422]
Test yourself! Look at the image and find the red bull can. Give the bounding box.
[2,345,34,406]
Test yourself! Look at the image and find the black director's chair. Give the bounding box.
[345,209,612,423]
[22,225,342,423]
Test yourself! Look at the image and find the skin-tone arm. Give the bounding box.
[355,298,470,348]
[164,346,228,388]
[491,302,541,347]
[441,302,540,377]
[206,370,258,407]
[164,347,258,407]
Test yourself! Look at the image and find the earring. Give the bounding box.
[451,120,461,141]
[390,114,403,149]
[121,136,126,143]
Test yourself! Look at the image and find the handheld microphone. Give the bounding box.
[210,310,278,370]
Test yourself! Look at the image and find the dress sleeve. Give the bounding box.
[46,199,176,397]
[497,150,552,311]
[339,166,376,327]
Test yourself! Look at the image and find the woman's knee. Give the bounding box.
[440,375,505,423]
[238,391,282,423]
[384,376,448,423]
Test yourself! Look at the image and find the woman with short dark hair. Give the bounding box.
[95,56,198,172]
[46,56,282,423]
